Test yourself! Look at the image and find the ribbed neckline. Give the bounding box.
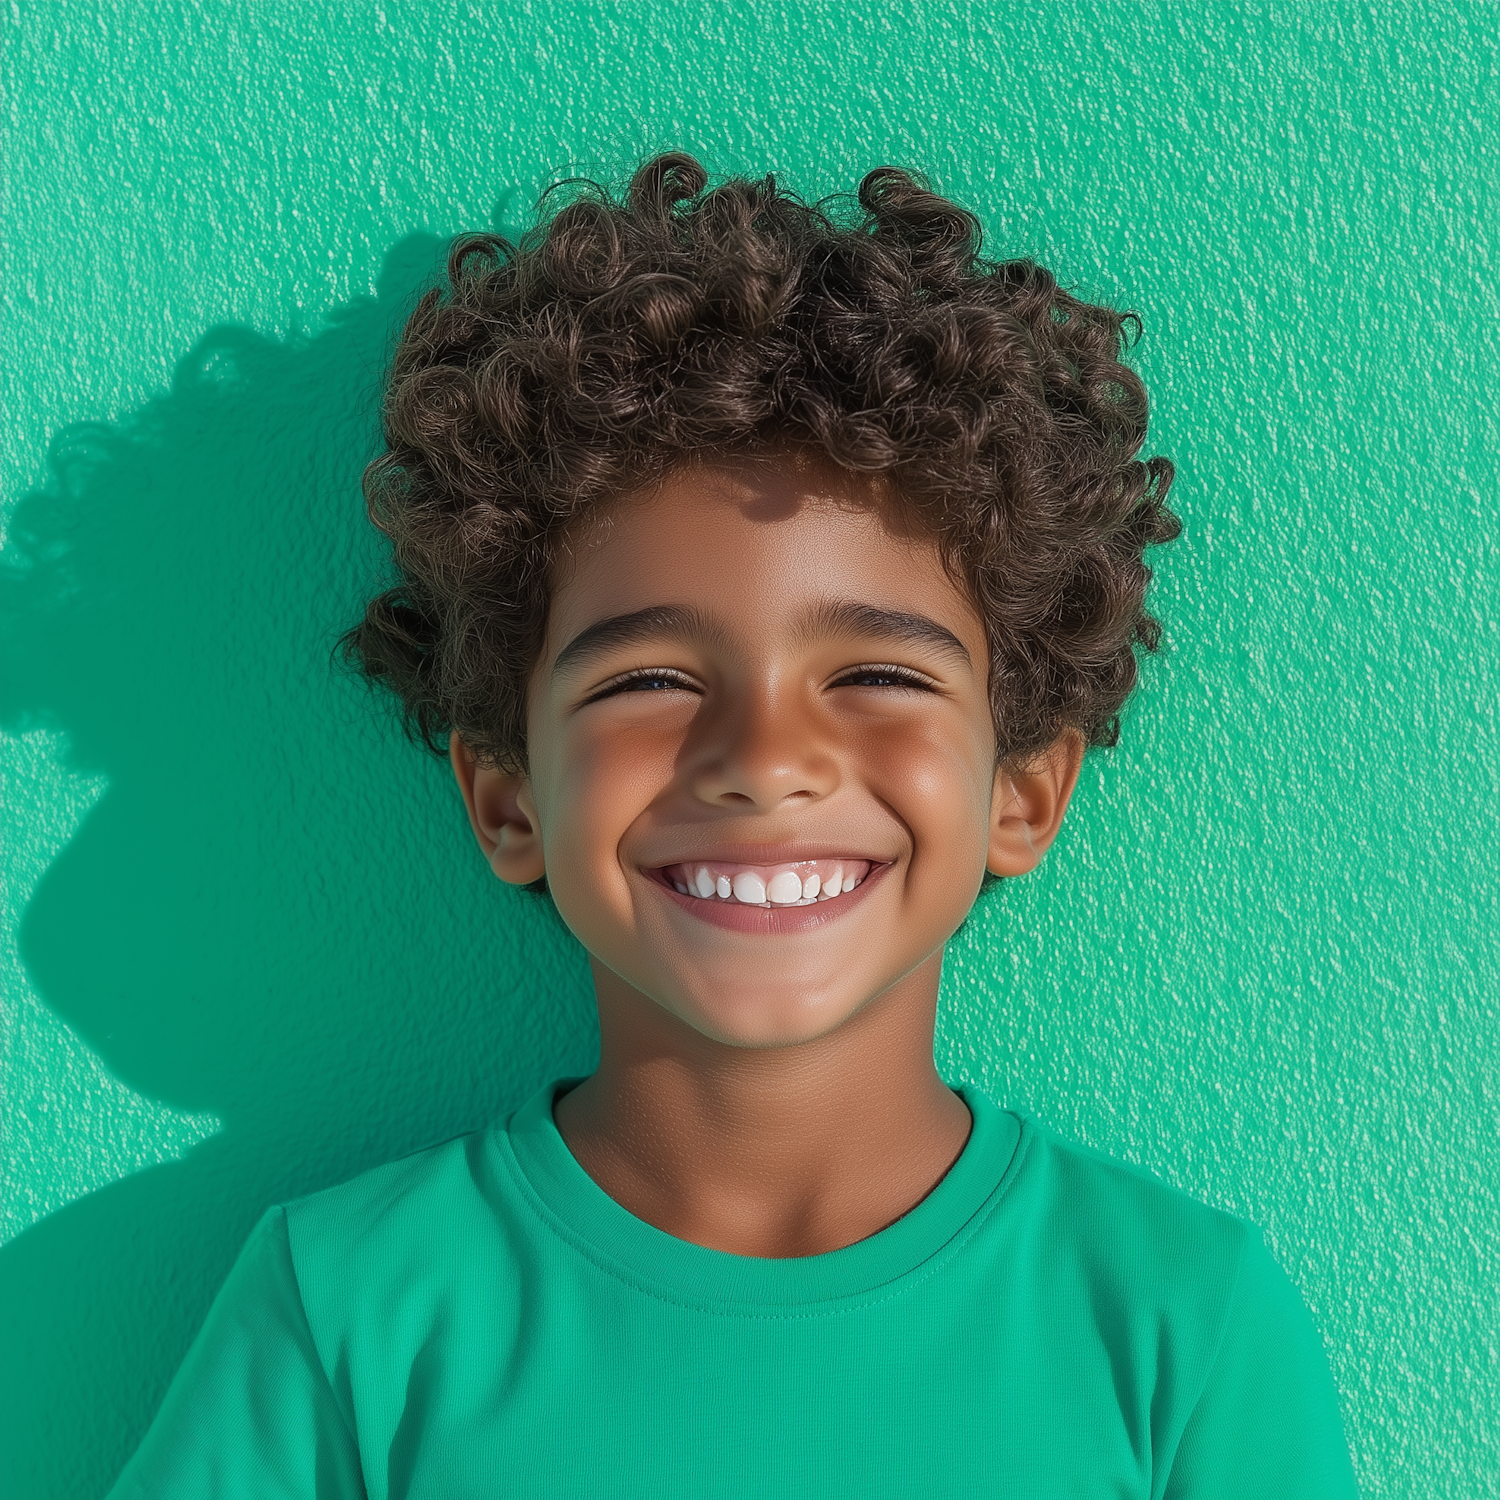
[495,1078,1025,1313]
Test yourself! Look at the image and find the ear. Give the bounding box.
[450,732,547,885]
[986,730,1085,878]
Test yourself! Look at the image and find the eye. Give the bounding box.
[582,667,700,704]
[830,664,939,691]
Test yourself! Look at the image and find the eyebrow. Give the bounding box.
[551,600,972,680]
[551,606,718,679]
[801,600,972,667]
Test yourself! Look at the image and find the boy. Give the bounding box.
[108,155,1358,1497]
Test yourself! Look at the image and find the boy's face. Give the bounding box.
[457,456,1079,1050]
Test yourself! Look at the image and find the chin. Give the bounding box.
[674,990,864,1050]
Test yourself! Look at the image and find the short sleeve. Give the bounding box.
[106,1206,366,1500]
[1161,1233,1359,1500]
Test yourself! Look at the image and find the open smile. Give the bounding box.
[657,857,872,907]
[644,857,890,934]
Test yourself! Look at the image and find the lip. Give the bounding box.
[641,842,887,866]
[643,859,892,935]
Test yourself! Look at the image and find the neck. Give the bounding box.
[553,954,972,1258]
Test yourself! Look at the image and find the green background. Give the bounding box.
[2,2,1496,1494]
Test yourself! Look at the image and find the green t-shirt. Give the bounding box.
[108,1082,1357,1499]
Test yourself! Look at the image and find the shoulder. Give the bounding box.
[1018,1117,1252,1243]
[995,1115,1353,1485]
[1003,1114,1260,1343]
[991,1120,1357,1494]
[1014,1114,1252,1267]
[275,1118,529,1337]
[282,1126,498,1247]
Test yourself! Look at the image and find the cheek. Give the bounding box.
[862,719,995,859]
[534,717,684,870]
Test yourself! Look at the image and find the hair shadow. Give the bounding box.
[0,233,597,1498]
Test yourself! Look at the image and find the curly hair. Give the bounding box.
[345,152,1179,772]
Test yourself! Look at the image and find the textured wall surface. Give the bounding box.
[2,3,1496,1495]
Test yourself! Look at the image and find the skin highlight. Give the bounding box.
[452,455,1082,1258]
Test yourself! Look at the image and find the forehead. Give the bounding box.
[547,458,980,652]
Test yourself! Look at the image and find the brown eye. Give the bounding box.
[833,665,937,691]
[585,669,699,704]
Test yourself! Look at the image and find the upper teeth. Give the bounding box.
[662,859,872,906]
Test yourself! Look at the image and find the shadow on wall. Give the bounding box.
[0,235,598,1499]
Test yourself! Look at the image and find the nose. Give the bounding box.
[684,685,839,811]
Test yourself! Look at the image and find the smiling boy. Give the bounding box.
[108,156,1358,1498]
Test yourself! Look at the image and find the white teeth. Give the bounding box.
[662,860,872,906]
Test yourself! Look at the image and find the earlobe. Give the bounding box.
[985,731,1085,879]
[449,732,548,886]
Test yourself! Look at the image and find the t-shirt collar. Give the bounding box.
[496,1077,1025,1313]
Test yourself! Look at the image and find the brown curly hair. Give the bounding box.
[345,153,1179,772]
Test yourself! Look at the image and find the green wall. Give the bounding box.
[2,3,1496,1494]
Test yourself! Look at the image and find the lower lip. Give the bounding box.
[645,863,890,934]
